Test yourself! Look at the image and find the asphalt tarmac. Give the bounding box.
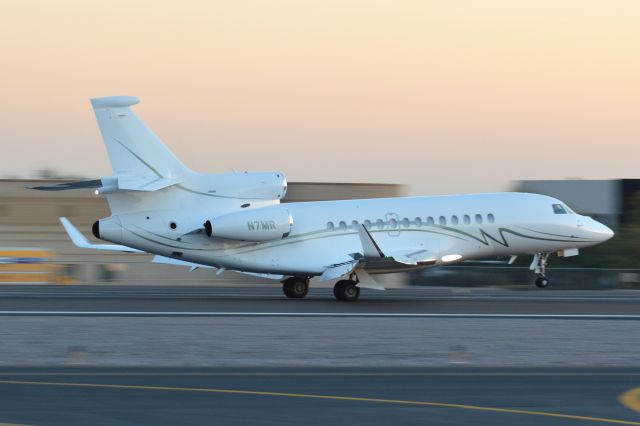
[1,285,640,316]
[0,367,638,426]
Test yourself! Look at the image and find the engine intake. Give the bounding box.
[204,207,293,242]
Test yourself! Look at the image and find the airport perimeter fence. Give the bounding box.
[409,265,640,290]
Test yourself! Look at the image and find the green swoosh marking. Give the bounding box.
[111,137,264,200]
[433,225,595,247]
[112,137,163,178]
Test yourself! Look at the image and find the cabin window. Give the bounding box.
[389,218,398,228]
[426,216,434,225]
[487,213,495,223]
[401,218,410,228]
[463,215,471,225]
[327,221,335,231]
[364,219,372,229]
[351,220,359,228]
[414,217,422,226]
[451,215,459,225]
[475,214,483,224]
[552,204,568,214]
[438,216,447,225]
[339,221,347,231]
[376,219,385,229]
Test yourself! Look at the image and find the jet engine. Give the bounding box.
[204,206,293,242]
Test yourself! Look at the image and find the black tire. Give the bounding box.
[289,279,309,298]
[333,280,348,300]
[535,276,549,288]
[282,278,308,299]
[282,281,293,297]
[334,280,360,301]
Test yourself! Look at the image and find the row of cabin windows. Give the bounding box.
[326,213,495,231]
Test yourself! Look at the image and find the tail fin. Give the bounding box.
[91,96,190,178]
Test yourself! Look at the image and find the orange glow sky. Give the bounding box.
[1,0,639,194]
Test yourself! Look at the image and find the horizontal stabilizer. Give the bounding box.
[29,179,102,191]
[116,175,183,192]
[91,96,140,109]
[60,218,143,253]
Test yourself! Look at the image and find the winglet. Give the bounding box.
[357,225,385,258]
[60,217,92,248]
[59,217,143,253]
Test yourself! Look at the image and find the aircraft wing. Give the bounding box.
[319,260,359,281]
[319,225,436,289]
[60,217,143,253]
[357,224,436,266]
[151,255,213,271]
[386,249,436,266]
[152,255,283,279]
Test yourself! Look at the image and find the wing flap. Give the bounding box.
[319,261,358,282]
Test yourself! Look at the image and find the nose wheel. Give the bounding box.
[535,276,549,288]
[282,277,309,299]
[530,253,551,288]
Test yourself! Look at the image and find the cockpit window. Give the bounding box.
[552,204,568,214]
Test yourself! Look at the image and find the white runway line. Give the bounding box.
[0,311,639,319]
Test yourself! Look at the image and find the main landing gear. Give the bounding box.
[333,275,360,302]
[531,253,551,288]
[281,274,362,301]
[282,277,309,299]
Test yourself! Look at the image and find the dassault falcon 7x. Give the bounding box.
[33,96,614,301]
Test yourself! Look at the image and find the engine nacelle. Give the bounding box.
[204,207,293,242]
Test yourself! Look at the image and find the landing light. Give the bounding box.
[94,189,99,195]
[442,254,463,263]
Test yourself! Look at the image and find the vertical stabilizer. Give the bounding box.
[91,96,190,178]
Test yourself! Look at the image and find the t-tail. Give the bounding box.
[31,96,288,216]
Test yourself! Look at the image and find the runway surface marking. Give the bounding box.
[0,311,639,319]
[0,380,638,425]
[1,372,640,377]
[620,388,640,413]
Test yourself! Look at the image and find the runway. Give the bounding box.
[1,285,640,316]
[0,285,638,367]
[0,367,638,426]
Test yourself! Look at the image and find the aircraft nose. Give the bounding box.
[588,219,614,242]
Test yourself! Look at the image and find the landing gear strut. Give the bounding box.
[333,274,360,302]
[530,253,551,288]
[282,277,309,299]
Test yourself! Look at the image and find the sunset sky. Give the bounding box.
[1,0,639,194]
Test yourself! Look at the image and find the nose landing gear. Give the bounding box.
[535,276,550,288]
[531,253,551,288]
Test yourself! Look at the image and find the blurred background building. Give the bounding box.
[516,179,640,229]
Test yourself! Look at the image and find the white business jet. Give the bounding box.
[34,96,614,301]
